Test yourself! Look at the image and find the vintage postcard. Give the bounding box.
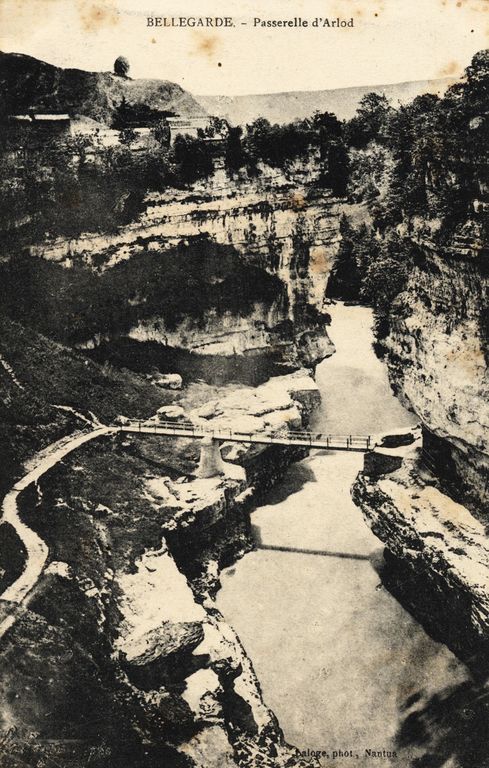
[0,1,488,766]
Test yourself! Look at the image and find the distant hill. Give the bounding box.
[197,77,455,125]
[0,51,207,125]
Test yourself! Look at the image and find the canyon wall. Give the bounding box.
[353,430,489,671]
[29,165,341,373]
[352,232,489,668]
[381,239,488,515]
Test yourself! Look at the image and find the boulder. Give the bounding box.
[126,621,205,667]
[114,414,130,426]
[152,373,183,390]
[157,405,186,422]
[196,400,222,419]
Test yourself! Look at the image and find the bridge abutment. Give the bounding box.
[197,436,225,479]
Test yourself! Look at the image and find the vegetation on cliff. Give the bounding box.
[0,132,220,242]
[328,50,489,344]
[0,53,352,246]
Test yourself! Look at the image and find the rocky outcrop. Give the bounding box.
[32,167,339,374]
[353,430,489,671]
[0,368,321,767]
[115,536,317,767]
[381,240,488,516]
[143,370,319,596]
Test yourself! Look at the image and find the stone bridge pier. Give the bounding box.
[197,436,225,478]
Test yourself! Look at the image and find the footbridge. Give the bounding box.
[117,420,372,478]
[118,420,372,452]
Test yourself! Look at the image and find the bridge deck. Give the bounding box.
[118,421,371,452]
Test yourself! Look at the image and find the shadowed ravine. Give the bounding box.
[216,304,472,766]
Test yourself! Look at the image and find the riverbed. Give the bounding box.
[216,304,470,765]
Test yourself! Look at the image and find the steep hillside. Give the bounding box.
[0,314,169,493]
[197,77,452,125]
[0,51,206,124]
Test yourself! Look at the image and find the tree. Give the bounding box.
[119,127,137,147]
[326,216,362,300]
[360,234,408,311]
[465,49,489,85]
[152,120,171,148]
[114,56,130,78]
[171,135,214,183]
[345,92,393,148]
[198,116,229,139]
[245,117,314,168]
[312,111,342,137]
[459,49,489,118]
[225,125,248,173]
[322,140,349,196]
[326,217,381,301]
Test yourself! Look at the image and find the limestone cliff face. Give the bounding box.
[381,240,489,515]
[352,431,489,669]
[350,232,489,673]
[32,166,340,371]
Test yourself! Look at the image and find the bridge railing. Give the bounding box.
[286,430,371,448]
[118,420,372,451]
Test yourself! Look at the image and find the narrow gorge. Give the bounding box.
[0,162,344,767]
[1,45,488,768]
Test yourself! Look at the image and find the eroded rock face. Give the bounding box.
[189,369,320,435]
[382,243,489,515]
[352,433,489,669]
[35,169,338,373]
[115,536,316,767]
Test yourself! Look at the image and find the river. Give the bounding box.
[216,303,470,766]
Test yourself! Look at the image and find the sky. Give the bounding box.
[0,0,488,95]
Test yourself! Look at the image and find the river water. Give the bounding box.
[216,304,470,766]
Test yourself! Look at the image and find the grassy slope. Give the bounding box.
[0,314,170,492]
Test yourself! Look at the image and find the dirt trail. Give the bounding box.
[0,353,25,391]
[0,425,114,637]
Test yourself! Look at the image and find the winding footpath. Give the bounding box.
[0,425,114,637]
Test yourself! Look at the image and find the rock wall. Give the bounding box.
[350,228,489,676]
[381,241,488,515]
[352,431,489,671]
[31,166,340,372]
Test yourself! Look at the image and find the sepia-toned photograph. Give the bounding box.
[0,1,488,765]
